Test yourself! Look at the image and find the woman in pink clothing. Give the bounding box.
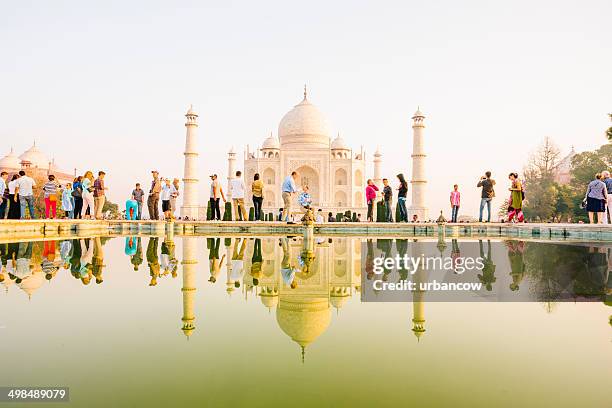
[450,184,461,222]
[365,179,379,222]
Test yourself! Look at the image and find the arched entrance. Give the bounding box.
[295,165,319,206]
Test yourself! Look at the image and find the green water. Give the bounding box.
[0,236,610,408]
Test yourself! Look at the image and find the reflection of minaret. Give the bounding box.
[411,240,426,340]
[225,238,234,295]
[181,237,197,338]
[182,105,200,219]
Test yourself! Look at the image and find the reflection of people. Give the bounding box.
[92,237,104,284]
[280,237,296,288]
[230,238,247,288]
[69,239,82,280]
[575,246,609,298]
[250,238,263,286]
[477,240,496,291]
[15,241,34,283]
[365,239,375,280]
[79,239,94,285]
[130,237,143,271]
[207,238,225,283]
[42,240,59,280]
[506,241,525,291]
[146,237,160,286]
[60,240,72,269]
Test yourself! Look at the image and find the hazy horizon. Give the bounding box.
[2,0,610,217]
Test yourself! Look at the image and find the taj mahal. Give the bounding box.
[181,87,429,221]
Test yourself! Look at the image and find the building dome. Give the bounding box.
[276,297,331,349]
[260,293,279,309]
[0,147,21,169]
[331,133,348,150]
[19,142,49,168]
[278,89,330,149]
[262,133,280,150]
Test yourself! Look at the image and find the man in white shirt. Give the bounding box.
[315,209,324,223]
[229,170,247,221]
[0,171,7,219]
[15,170,36,219]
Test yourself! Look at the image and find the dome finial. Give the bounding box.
[303,84,307,100]
[301,345,305,364]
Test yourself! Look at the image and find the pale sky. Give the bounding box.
[1,0,610,217]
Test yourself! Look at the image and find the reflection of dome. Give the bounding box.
[0,147,20,169]
[262,133,280,149]
[330,287,350,309]
[331,133,348,150]
[260,294,279,309]
[278,89,330,149]
[276,297,331,351]
[17,273,45,299]
[19,142,49,168]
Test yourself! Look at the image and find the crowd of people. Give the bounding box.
[1,166,612,224]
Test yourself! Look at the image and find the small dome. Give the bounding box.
[278,90,330,149]
[412,108,425,118]
[262,133,280,149]
[260,294,279,309]
[0,147,21,169]
[186,104,197,116]
[331,133,348,150]
[48,158,68,175]
[19,142,49,168]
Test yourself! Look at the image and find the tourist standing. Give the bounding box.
[161,178,174,221]
[7,174,20,220]
[93,171,107,220]
[131,183,145,220]
[42,174,59,219]
[328,212,335,222]
[601,171,612,224]
[316,209,324,223]
[209,174,226,221]
[62,183,73,219]
[281,171,299,223]
[72,177,83,219]
[81,171,95,219]
[147,170,161,220]
[15,170,36,219]
[477,171,496,222]
[396,174,408,222]
[365,179,379,222]
[230,170,247,221]
[251,173,264,221]
[585,173,607,224]
[298,185,312,210]
[0,172,7,219]
[507,173,524,223]
[450,184,461,223]
[382,178,393,222]
[170,178,180,220]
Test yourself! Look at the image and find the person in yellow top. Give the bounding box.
[251,173,264,221]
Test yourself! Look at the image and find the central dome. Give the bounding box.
[278,90,330,149]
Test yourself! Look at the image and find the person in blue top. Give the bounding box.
[281,171,299,224]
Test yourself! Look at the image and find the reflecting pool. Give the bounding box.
[0,235,610,407]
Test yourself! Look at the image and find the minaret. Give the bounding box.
[408,108,428,221]
[181,105,200,220]
[181,236,197,338]
[373,147,382,188]
[227,147,237,200]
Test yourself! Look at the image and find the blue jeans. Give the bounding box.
[20,195,36,219]
[66,210,74,219]
[0,198,6,219]
[385,200,393,222]
[398,197,407,222]
[451,205,459,222]
[479,198,492,222]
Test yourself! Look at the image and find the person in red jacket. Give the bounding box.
[365,179,379,222]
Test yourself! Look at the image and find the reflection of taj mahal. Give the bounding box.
[241,88,369,215]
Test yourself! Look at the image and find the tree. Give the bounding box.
[606,113,612,141]
[522,137,561,221]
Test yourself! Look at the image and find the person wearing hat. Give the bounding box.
[209,174,226,221]
[147,170,162,220]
